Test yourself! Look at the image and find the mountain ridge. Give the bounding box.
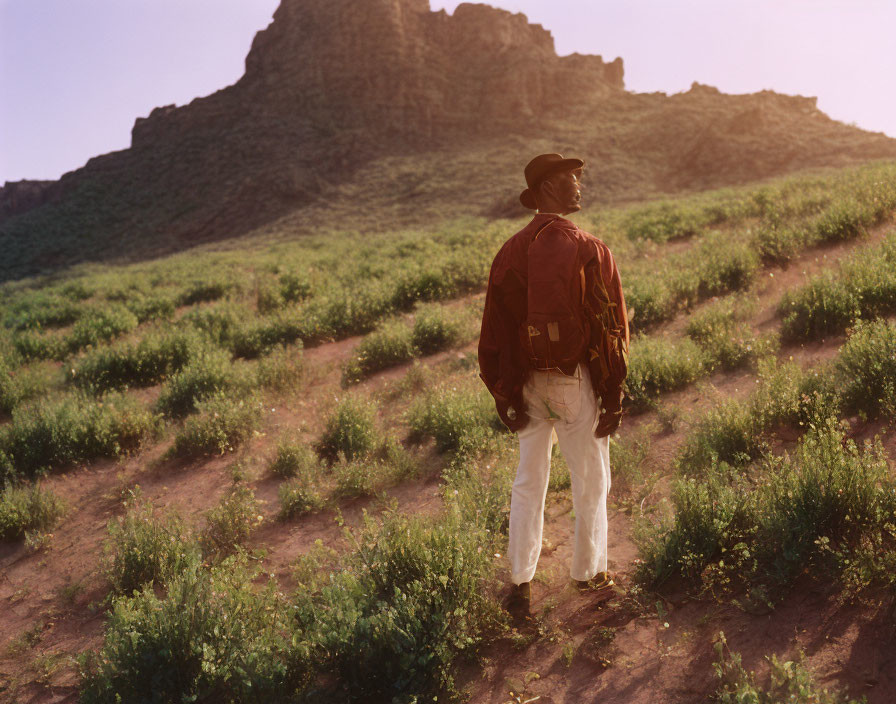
[2,0,896,281]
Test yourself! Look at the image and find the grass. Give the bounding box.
[72,328,203,393]
[407,383,501,454]
[779,234,896,341]
[0,393,158,484]
[315,396,380,463]
[155,348,239,417]
[168,394,263,458]
[0,483,65,540]
[685,297,777,372]
[104,502,199,594]
[834,318,896,419]
[624,334,708,411]
[639,420,896,598]
[200,484,263,557]
[713,632,863,704]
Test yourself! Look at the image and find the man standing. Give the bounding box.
[478,153,629,608]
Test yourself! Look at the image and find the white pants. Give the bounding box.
[508,364,611,585]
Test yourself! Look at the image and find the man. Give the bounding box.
[478,153,629,609]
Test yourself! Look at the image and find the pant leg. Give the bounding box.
[554,370,611,582]
[508,412,555,585]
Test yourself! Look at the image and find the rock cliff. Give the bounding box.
[2,0,895,280]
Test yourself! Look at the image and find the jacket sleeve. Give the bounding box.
[478,262,528,408]
[584,242,630,410]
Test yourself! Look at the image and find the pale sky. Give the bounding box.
[2,0,894,184]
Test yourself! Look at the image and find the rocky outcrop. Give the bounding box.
[2,0,895,281]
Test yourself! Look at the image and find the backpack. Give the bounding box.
[519,219,590,374]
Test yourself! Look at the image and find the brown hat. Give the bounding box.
[519,153,585,210]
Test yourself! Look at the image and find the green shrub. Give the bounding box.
[834,319,896,418]
[753,224,806,265]
[200,485,262,556]
[228,313,304,359]
[408,385,499,453]
[155,348,237,417]
[105,502,199,594]
[676,400,763,475]
[66,305,139,352]
[316,397,379,462]
[685,299,776,371]
[176,277,234,306]
[713,632,863,704]
[81,557,303,704]
[341,319,417,385]
[181,302,244,346]
[253,343,304,391]
[623,201,707,242]
[72,329,202,393]
[270,439,319,479]
[780,235,896,340]
[1,393,158,482]
[624,334,707,411]
[692,237,760,299]
[639,421,896,596]
[279,272,311,303]
[0,483,65,539]
[813,199,871,243]
[623,276,676,332]
[278,476,324,519]
[758,422,894,587]
[4,292,83,331]
[296,510,502,700]
[12,330,66,361]
[169,394,263,458]
[411,305,461,355]
[122,292,176,323]
[636,469,756,589]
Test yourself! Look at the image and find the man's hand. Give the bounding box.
[496,397,529,432]
[595,405,623,438]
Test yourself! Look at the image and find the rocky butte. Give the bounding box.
[2,0,895,280]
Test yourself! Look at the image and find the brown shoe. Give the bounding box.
[574,571,616,593]
[505,581,531,618]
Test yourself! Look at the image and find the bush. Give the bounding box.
[411,305,461,355]
[270,440,319,479]
[254,343,304,391]
[200,485,262,557]
[66,305,139,352]
[685,299,776,372]
[316,397,379,462]
[72,329,202,393]
[0,393,158,482]
[341,319,417,385]
[624,334,707,411]
[713,632,863,704]
[639,421,896,596]
[0,483,65,539]
[278,476,324,519]
[407,385,499,453]
[780,235,896,341]
[692,237,760,300]
[4,292,84,331]
[834,319,896,418]
[295,510,502,700]
[155,348,237,417]
[105,502,199,594]
[81,557,303,704]
[176,277,234,306]
[169,394,263,458]
[676,400,763,475]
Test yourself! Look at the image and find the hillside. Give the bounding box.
[2,161,896,702]
[2,0,896,281]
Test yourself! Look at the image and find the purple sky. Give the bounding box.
[2,0,895,184]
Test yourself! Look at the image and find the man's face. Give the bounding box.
[541,168,583,215]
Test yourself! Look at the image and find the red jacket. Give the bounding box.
[478,213,630,414]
